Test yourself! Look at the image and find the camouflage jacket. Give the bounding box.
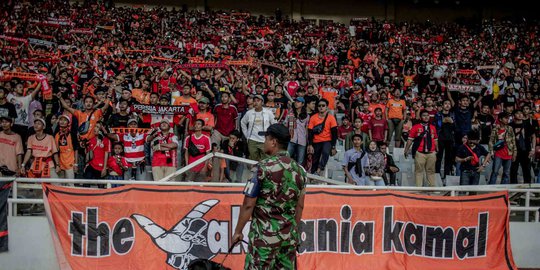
[488,124,517,157]
[245,150,307,249]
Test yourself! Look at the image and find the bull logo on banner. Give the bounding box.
[131,200,219,269]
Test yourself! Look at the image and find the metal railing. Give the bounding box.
[2,152,540,222]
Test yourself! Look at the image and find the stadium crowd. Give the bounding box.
[0,0,539,186]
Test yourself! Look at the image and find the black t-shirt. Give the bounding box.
[0,102,17,120]
[500,94,517,108]
[511,121,535,152]
[456,144,489,171]
[477,113,495,145]
[453,105,473,138]
[438,112,455,141]
[108,113,131,128]
[52,81,73,95]
[78,70,95,86]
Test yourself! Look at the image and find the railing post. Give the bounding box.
[12,180,17,216]
[450,190,456,197]
[525,191,530,222]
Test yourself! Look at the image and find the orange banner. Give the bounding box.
[43,184,517,270]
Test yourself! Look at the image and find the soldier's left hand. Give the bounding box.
[231,232,243,245]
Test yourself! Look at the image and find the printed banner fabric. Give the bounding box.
[0,181,12,252]
[43,184,517,270]
[447,84,482,93]
[130,104,193,115]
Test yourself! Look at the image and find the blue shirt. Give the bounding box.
[342,148,369,185]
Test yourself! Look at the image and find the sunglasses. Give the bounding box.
[318,104,327,107]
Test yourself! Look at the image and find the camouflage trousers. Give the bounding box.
[245,245,297,270]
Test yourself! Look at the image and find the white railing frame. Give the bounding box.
[2,151,539,221]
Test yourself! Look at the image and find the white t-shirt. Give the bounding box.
[7,94,32,126]
[241,109,276,143]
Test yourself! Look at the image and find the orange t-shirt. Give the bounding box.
[73,109,103,140]
[319,87,338,110]
[308,113,338,143]
[27,134,58,167]
[386,99,406,120]
[193,111,215,136]
[368,103,386,115]
[0,132,24,172]
[55,132,76,170]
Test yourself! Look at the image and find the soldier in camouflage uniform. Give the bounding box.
[233,123,307,270]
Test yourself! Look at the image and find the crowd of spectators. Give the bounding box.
[0,0,539,186]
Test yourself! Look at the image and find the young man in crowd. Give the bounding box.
[212,92,238,146]
[240,95,276,161]
[455,131,491,185]
[510,110,536,184]
[404,110,438,187]
[148,119,179,181]
[488,112,516,185]
[434,100,456,181]
[0,115,23,176]
[307,99,338,175]
[184,119,211,181]
[342,134,368,185]
[368,107,388,144]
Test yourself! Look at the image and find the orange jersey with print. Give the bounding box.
[73,109,103,140]
[55,132,76,170]
[386,99,406,119]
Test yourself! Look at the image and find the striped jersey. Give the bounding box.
[119,133,148,164]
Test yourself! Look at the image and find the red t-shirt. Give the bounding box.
[184,134,211,172]
[369,118,388,142]
[213,104,238,136]
[107,155,129,176]
[152,132,179,167]
[494,128,513,160]
[338,125,353,140]
[88,137,111,171]
[357,111,372,133]
[409,123,438,153]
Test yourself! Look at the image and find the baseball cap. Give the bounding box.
[294,97,305,103]
[160,118,171,124]
[253,94,264,101]
[58,114,71,123]
[159,94,170,101]
[34,118,46,127]
[127,118,138,125]
[258,123,291,144]
[198,97,210,104]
